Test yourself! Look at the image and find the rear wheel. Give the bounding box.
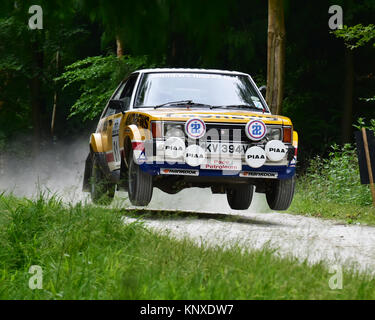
[128,150,153,206]
[90,156,115,205]
[226,185,254,210]
[266,176,295,211]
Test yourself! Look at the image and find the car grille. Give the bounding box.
[204,123,247,142]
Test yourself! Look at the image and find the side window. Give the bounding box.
[119,74,138,108]
[112,82,126,100]
[103,82,126,118]
[103,74,138,118]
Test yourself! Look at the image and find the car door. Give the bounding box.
[104,74,139,172]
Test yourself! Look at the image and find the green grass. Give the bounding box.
[288,144,375,226]
[289,184,375,225]
[0,193,375,300]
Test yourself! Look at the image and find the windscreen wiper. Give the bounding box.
[210,104,265,112]
[154,100,211,109]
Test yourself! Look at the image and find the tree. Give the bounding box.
[0,0,97,151]
[335,23,375,142]
[266,0,286,115]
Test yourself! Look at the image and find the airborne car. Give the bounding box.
[83,68,298,210]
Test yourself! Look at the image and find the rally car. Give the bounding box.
[83,68,298,210]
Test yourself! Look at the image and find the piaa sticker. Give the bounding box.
[184,145,206,166]
[265,140,287,162]
[164,137,185,158]
[245,146,266,168]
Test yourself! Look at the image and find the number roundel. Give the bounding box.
[185,117,206,139]
[245,120,267,141]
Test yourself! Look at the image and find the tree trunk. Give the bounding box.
[116,36,124,58]
[266,0,286,115]
[341,48,354,143]
[30,41,44,154]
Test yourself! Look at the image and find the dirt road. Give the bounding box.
[121,189,375,276]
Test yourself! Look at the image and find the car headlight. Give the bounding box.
[165,124,185,139]
[267,128,281,141]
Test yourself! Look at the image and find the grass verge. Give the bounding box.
[289,186,375,225]
[288,144,375,226]
[0,193,374,300]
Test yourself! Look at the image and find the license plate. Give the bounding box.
[201,158,242,171]
[200,142,250,155]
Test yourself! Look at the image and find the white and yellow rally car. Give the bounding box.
[83,68,298,210]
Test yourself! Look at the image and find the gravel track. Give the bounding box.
[121,189,375,276]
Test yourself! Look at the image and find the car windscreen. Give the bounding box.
[134,72,268,111]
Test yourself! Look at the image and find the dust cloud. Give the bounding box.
[0,136,270,214]
[0,136,90,204]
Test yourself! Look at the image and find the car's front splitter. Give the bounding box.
[139,162,295,180]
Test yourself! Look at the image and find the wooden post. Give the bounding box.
[362,127,375,206]
[51,50,60,136]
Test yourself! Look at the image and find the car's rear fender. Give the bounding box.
[90,133,105,153]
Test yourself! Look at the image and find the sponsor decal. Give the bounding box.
[160,168,199,176]
[245,120,267,141]
[240,171,278,179]
[184,145,206,167]
[289,155,297,167]
[150,73,234,79]
[265,140,287,162]
[111,118,121,165]
[245,146,266,168]
[164,137,185,158]
[201,158,242,171]
[184,118,206,139]
[134,148,147,164]
[125,113,150,128]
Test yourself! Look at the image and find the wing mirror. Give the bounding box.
[108,99,125,111]
[259,85,266,98]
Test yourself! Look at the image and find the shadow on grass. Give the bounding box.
[119,208,283,227]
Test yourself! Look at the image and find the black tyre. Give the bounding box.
[90,156,115,205]
[128,150,153,206]
[266,176,295,211]
[226,185,254,210]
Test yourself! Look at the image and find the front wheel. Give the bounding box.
[90,156,116,205]
[128,150,153,206]
[226,185,254,210]
[266,176,295,211]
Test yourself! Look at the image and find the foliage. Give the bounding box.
[56,55,150,121]
[289,140,375,225]
[0,1,99,140]
[1,193,375,299]
[299,143,371,206]
[353,117,375,132]
[334,24,375,49]
[333,25,375,103]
